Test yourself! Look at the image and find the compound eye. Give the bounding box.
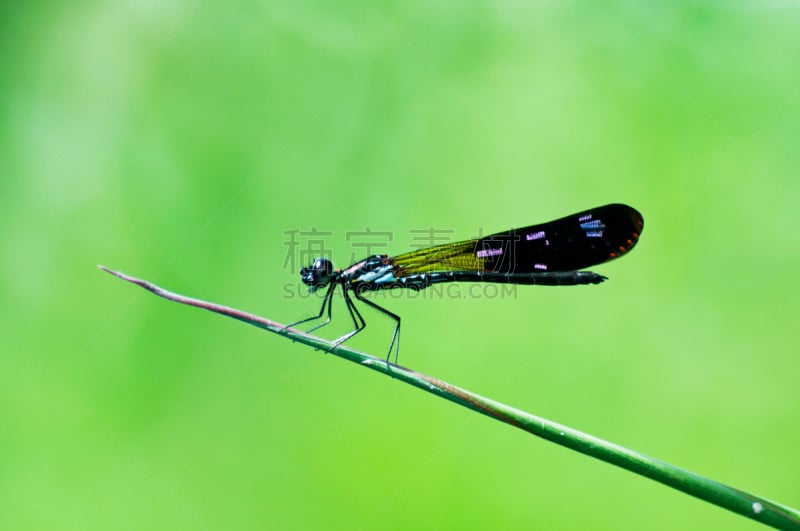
[300,257,334,290]
[313,258,333,279]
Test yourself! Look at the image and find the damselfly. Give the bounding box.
[290,203,643,363]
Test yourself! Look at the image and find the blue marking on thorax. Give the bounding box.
[355,265,395,283]
[374,272,397,284]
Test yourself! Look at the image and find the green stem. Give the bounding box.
[98,265,800,530]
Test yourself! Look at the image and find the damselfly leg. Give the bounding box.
[330,285,365,347]
[355,290,401,366]
[283,282,335,334]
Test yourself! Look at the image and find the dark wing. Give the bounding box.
[391,204,643,276]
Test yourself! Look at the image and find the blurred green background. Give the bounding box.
[2,1,798,529]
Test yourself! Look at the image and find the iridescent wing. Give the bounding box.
[391,204,643,276]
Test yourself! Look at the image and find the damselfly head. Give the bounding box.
[300,257,334,292]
